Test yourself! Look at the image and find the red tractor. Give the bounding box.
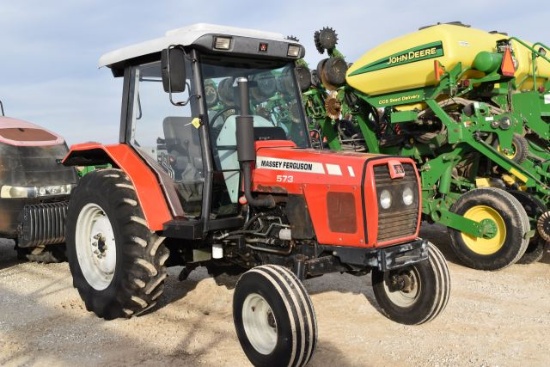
[62,24,450,367]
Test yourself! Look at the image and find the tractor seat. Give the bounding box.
[162,116,203,173]
[162,116,204,210]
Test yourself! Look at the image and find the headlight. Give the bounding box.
[380,189,392,209]
[402,187,414,206]
[1,186,31,198]
[0,184,75,198]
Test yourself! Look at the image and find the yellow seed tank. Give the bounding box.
[346,23,550,96]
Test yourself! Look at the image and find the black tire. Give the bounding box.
[509,190,547,264]
[323,57,348,88]
[233,265,317,367]
[66,169,169,320]
[372,242,450,325]
[217,77,235,105]
[495,133,529,164]
[517,237,546,264]
[295,66,312,92]
[449,187,529,270]
[315,59,328,87]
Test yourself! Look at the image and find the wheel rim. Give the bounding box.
[497,142,518,160]
[461,205,506,255]
[382,268,421,307]
[242,293,277,355]
[75,203,117,291]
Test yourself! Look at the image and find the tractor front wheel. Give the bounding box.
[449,187,529,270]
[233,265,317,367]
[66,169,169,320]
[372,242,450,325]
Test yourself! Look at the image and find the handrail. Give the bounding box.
[507,37,550,91]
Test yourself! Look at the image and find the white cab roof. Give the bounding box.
[99,23,290,68]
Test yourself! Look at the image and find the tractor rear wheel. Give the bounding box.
[372,242,450,325]
[233,265,317,367]
[66,169,169,320]
[449,187,529,270]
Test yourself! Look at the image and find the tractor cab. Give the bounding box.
[149,51,307,218]
[77,24,309,234]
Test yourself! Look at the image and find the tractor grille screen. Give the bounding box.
[327,192,357,233]
[373,162,419,242]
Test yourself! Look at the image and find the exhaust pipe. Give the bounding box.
[235,77,275,208]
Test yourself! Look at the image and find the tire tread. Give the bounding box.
[234,265,317,367]
[66,168,168,320]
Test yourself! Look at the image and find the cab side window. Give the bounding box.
[130,61,204,218]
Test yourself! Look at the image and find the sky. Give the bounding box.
[0,0,548,145]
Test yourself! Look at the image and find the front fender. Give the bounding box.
[63,142,172,231]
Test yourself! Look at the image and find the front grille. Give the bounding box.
[373,163,419,243]
[18,201,68,247]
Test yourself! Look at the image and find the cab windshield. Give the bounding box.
[199,55,309,213]
[200,56,309,149]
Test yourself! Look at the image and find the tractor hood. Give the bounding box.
[252,141,421,248]
[254,142,389,190]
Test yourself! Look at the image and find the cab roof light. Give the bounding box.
[287,44,301,57]
[214,36,232,50]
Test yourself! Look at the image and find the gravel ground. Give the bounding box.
[1,224,549,367]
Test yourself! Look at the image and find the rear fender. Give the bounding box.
[63,142,172,231]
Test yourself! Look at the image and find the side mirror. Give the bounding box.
[161,47,186,93]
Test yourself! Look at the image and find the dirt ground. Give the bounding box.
[1,223,549,367]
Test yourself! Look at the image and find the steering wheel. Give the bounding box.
[210,106,239,143]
